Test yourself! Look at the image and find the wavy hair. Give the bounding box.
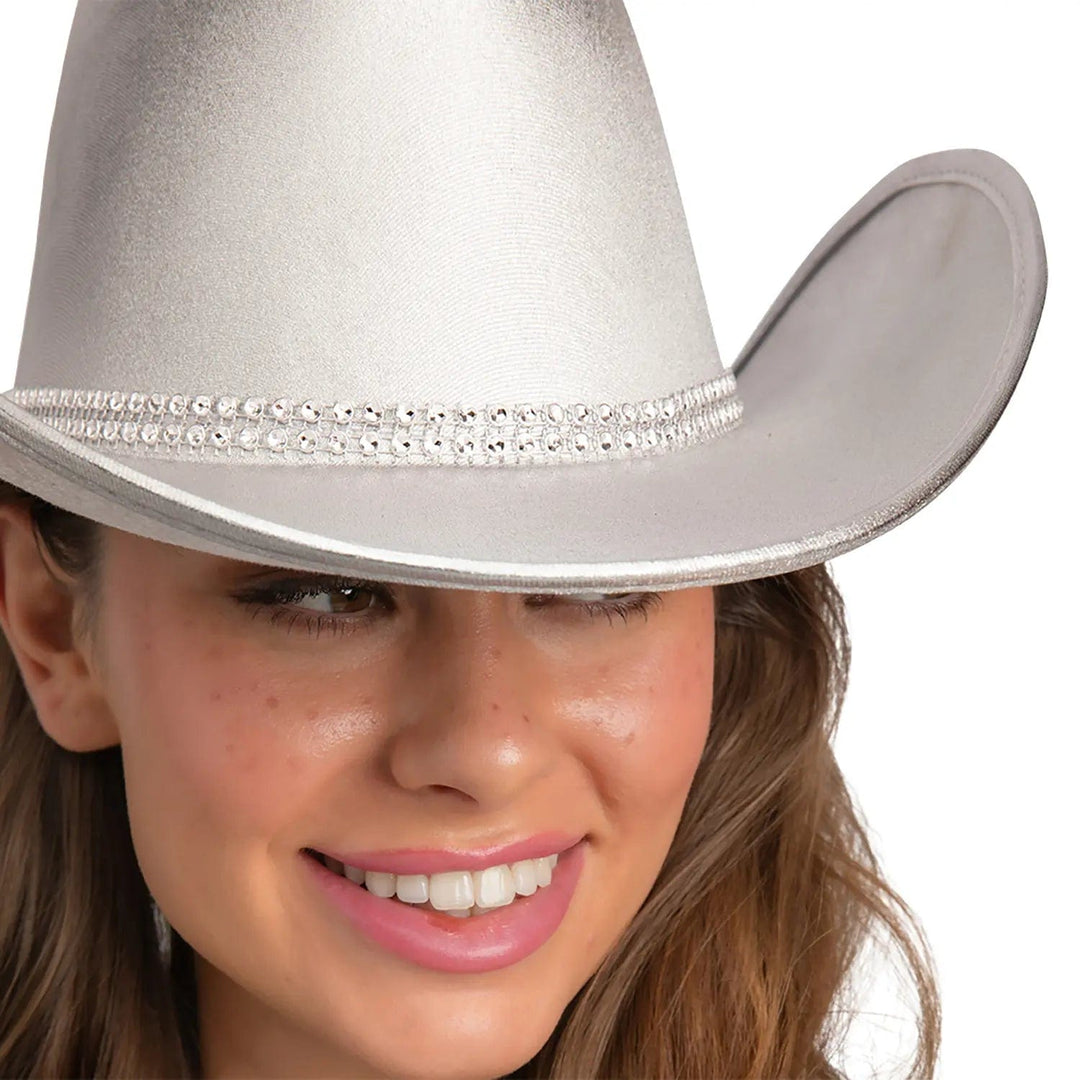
[0,478,940,1078]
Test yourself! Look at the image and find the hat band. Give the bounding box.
[5,371,743,467]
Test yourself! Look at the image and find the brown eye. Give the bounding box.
[287,584,382,615]
[230,577,397,637]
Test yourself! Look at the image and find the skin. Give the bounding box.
[0,505,716,1080]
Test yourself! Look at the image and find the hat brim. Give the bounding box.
[0,148,1046,592]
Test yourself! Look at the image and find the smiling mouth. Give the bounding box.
[304,848,561,918]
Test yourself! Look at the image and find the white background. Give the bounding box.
[1,4,1075,1077]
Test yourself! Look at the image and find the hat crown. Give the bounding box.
[16,0,725,407]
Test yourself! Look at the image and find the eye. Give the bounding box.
[525,591,663,625]
[230,577,392,638]
[230,577,662,637]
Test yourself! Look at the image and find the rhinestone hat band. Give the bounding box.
[5,371,743,467]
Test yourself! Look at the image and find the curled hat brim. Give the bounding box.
[0,148,1046,592]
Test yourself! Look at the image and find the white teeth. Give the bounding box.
[428,870,475,911]
[363,870,396,898]
[395,873,430,905]
[324,851,561,916]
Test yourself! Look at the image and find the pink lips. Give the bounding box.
[315,831,585,875]
[302,837,587,973]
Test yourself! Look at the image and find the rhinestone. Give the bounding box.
[16,371,742,465]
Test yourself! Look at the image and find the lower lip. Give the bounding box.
[301,840,587,974]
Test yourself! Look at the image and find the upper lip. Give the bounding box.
[312,831,586,876]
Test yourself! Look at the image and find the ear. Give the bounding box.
[0,503,119,752]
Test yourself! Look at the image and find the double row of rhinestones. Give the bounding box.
[6,371,742,466]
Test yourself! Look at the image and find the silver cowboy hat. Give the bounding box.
[0,1,1047,592]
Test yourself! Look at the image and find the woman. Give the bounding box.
[0,2,1045,1078]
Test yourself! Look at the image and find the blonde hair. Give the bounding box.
[0,479,940,1078]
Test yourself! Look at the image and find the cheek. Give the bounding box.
[564,615,714,827]
[103,611,355,892]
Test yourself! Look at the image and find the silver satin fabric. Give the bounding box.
[0,1,1048,591]
[17,0,723,403]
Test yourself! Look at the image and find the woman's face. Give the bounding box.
[88,526,716,1079]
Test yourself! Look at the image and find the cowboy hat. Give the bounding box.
[0,0,1047,592]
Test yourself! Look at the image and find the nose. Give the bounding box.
[382,591,559,808]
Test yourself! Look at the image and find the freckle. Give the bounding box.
[523,714,530,724]
[265,695,279,710]
[621,731,635,747]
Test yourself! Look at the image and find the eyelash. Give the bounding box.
[232,578,663,638]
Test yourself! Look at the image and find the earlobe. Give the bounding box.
[0,504,119,752]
